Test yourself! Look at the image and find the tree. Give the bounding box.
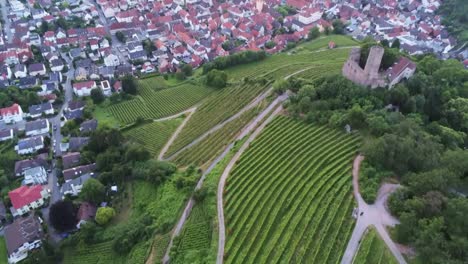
[273,79,288,95]
[121,75,137,95]
[181,64,193,77]
[381,39,390,47]
[206,70,228,88]
[132,160,176,185]
[175,71,186,80]
[90,88,104,104]
[332,19,345,34]
[115,31,126,43]
[79,178,105,204]
[95,207,115,225]
[308,27,320,40]
[125,144,150,163]
[265,41,276,49]
[49,201,77,232]
[391,38,400,49]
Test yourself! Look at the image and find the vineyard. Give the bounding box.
[225,48,351,81]
[165,80,270,158]
[224,116,360,264]
[124,118,183,156]
[296,35,358,52]
[293,63,343,80]
[353,228,398,264]
[63,241,127,264]
[172,104,263,167]
[108,79,213,124]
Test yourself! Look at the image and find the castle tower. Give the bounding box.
[364,46,384,80]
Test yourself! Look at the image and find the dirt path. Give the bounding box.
[341,155,407,264]
[158,107,196,160]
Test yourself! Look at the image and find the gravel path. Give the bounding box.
[341,155,407,264]
[158,107,196,160]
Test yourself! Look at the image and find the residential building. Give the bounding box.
[0,129,14,142]
[28,102,54,119]
[100,80,112,96]
[23,166,47,185]
[8,185,49,217]
[25,119,49,136]
[62,152,81,169]
[73,81,97,97]
[76,202,96,229]
[14,155,48,177]
[4,215,43,264]
[28,63,46,76]
[104,53,120,67]
[61,173,91,197]
[63,163,96,182]
[387,57,417,88]
[79,119,98,133]
[15,136,44,155]
[0,104,23,124]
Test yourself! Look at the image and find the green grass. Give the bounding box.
[172,104,264,167]
[224,116,359,264]
[149,233,171,264]
[124,118,183,157]
[0,237,7,264]
[165,80,270,157]
[93,103,120,128]
[295,35,359,52]
[107,78,214,125]
[353,228,399,264]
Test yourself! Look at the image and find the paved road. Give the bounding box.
[216,103,284,264]
[340,155,407,264]
[0,0,13,44]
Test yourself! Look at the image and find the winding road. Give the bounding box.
[341,155,407,264]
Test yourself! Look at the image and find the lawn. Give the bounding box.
[353,228,398,264]
[123,118,183,157]
[0,236,7,264]
[93,103,120,128]
[224,116,360,264]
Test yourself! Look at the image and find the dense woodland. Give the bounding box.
[438,0,468,43]
[285,52,468,263]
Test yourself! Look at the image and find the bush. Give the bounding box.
[95,207,116,225]
[206,70,228,88]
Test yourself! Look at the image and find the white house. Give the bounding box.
[100,80,112,96]
[104,53,120,67]
[25,119,49,136]
[28,102,54,119]
[23,166,47,185]
[14,64,27,78]
[0,104,23,124]
[4,215,43,264]
[73,81,97,97]
[15,136,44,155]
[8,185,50,217]
[0,129,13,141]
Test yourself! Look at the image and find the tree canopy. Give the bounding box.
[49,200,78,232]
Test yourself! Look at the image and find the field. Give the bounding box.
[353,228,398,264]
[62,241,127,264]
[107,79,214,124]
[123,118,183,156]
[172,104,264,167]
[165,80,270,157]
[224,116,360,264]
[0,236,7,264]
[295,35,359,52]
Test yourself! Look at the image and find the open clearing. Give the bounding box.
[224,116,360,264]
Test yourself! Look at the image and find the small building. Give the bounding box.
[23,166,48,185]
[4,215,43,264]
[386,57,417,88]
[14,155,48,177]
[24,119,50,136]
[104,53,120,67]
[67,101,86,112]
[0,129,14,142]
[15,136,44,155]
[0,104,23,124]
[28,102,54,119]
[61,173,91,197]
[28,63,47,76]
[62,163,96,182]
[79,119,98,133]
[14,64,27,78]
[62,152,81,169]
[100,80,112,96]
[68,137,89,152]
[73,81,97,97]
[76,202,96,229]
[8,185,49,217]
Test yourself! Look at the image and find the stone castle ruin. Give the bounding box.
[342,45,417,89]
[342,46,387,88]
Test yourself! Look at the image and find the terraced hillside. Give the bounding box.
[353,228,398,264]
[123,118,183,156]
[108,80,213,124]
[224,116,360,264]
[165,80,270,158]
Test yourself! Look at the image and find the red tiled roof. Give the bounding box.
[73,81,96,90]
[9,185,43,209]
[0,103,21,117]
